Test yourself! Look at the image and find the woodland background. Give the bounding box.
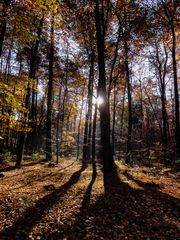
[0,0,180,170]
[0,1,180,239]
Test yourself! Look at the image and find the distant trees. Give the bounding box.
[0,0,179,169]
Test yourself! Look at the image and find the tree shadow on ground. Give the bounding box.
[0,163,87,240]
[46,163,179,240]
[0,159,45,173]
[44,162,97,240]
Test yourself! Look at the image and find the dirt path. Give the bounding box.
[0,160,179,239]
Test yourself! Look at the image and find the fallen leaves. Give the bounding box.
[0,160,179,239]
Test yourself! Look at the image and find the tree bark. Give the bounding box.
[28,17,44,152]
[83,48,95,161]
[45,14,54,161]
[16,17,43,167]
[0,0,11,56]
[77,92,85,159]
[56,83,62,164]
[155,40,168,163]
[92,102,97,162]
[171,24,180,157]
[124,39,132,164]
[94,0,113,173]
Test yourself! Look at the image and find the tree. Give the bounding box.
[94,0,114,172]
[0,0,12,56]
[45,13,54,161]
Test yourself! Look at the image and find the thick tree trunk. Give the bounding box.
[45,15,54,161]
[0,0,11,56]
[94,0,113,173]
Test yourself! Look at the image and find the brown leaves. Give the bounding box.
[0,160,179,239]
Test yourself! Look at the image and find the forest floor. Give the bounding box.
[0,158,179,240]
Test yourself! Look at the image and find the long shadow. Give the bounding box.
[1,161,79,181]
[123,171,180,219]
[0,160,45,172]
[0,165,16,172]
[11,172,56,190]
[44,162,97,240]
[43,163,179,239]
[0,164,87,240]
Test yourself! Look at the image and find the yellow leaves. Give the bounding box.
[0,73,34,137]
[34,0,59,13]
[65,136,75,146]
[159,168,172,175]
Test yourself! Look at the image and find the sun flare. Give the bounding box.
[97,96,104,106]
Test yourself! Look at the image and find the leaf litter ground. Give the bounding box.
[0,159,179,239]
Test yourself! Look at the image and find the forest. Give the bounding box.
[0,0,180,239]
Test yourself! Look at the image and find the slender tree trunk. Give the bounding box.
[120,81,126,137]
[28,17,44,152]
[155,40,169,163]
[119,81,126,159]
[92,102,97,162]
[82,110,89,162]
[83,48,95,161]
[87,49,95,160]
[94,0,113,173]
[16,17,43,167]
[171,24,180,157]
[77,93,84,159]
[112,82,117,156]
[139,79,143,150]
[124,40,132,164]
[45,14,54,161]
[60,49,68,156]
[56,83,62,164]
[4,33,14,149]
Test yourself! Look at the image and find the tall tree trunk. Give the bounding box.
[139,79,143,150]
[82,110,89,161]
[28,17,44,152]
[16,17,43,167]
[94,0,113,173]
[118,81,126,159]
[92,102,97,163]
[0,0,11,56]
[171,24,180,157]
[77,92,85,159]
[83,48,95,161]
[56,83,62,164]
[87,49,95,160]
[60,47,69,156]
[155,40,168,163]
[112,82,117,156]
[45,14,54,161]
[124,40,132,164]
